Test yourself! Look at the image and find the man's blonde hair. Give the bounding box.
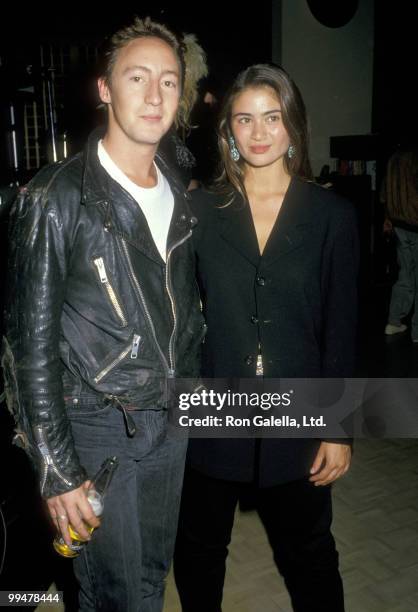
[101,16,207,132]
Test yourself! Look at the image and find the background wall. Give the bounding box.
[273,0,374,176]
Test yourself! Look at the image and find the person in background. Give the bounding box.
[158,33,208,190]
[174,63,359,612]
[186,73,221,188]
[382,146,418,341]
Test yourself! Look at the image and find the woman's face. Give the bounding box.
[230,86,290,170]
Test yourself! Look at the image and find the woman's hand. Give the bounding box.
[309,442,351,486]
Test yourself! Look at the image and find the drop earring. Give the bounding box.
[287,144,296,159]
[228,136,240,162]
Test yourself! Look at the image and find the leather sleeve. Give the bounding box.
[2,165,87,498]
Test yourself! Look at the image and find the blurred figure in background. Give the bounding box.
[382,146,418,341]
[158,33,208,189]
[185,73,221,188]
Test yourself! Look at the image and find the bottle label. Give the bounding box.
[87,489,104,516]
[60,537,85,553]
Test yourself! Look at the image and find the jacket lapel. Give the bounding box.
[81,132,193,266]
[217,193,260,267]
[215,179,313,268]
[261,177,313,267]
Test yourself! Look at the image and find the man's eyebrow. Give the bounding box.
[122,65,150,74]
[122,65,179,77]
[161,70,180,78]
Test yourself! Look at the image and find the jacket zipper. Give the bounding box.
[119,237,173,376]
[93,257,128,327]
[131,334,141,358]
[34,426,74,495]
[165,231,193,375]
[94,334,141,383]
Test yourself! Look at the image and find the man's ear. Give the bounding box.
[98,77,111,104]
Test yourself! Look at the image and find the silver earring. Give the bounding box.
[228,136,240,162]
[287,144,296,159]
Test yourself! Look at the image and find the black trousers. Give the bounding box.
[174,466,344,612]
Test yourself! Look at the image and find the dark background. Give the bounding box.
[0,2,417,180]
[0,3,272,183]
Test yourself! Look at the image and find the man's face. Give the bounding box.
[98,36,181,147]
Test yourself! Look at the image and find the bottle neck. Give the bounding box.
[91,456,119,498]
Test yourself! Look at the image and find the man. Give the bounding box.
[2,17,205,611]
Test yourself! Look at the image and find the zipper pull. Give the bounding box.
[122,407,137,438]
[131,334,141,359]
[111,396,137,438]
[167,368,175,378]
[94,257,108,283]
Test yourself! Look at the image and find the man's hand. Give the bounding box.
[309,442,351,486]
[47,480,101,546]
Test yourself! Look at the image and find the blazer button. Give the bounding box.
[256,276,266,286]
[250,315,259,324]
[244,355,254,365]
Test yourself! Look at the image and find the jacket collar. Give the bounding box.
[79,127,195,266]
[80,126,189,204]
[217,192,260,267]
[261,177,313,267]
[216,177,313,268]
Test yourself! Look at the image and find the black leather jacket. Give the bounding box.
[2,129,205,498]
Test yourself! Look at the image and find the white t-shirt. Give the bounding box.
[98,140,174,262]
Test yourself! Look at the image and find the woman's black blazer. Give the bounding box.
[187,177,359,486]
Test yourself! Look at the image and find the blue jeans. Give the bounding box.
[388,227,418,340]
[66,394,187,612]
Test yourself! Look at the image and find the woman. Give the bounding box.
[174,64,358,612]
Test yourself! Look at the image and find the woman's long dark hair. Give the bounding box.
[214,63,313,203]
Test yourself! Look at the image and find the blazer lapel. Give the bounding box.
[261,177,313,267]
[217,193,260,267]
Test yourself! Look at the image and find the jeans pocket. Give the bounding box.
[65,395,113,418]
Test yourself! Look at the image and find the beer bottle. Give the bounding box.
[53,456,119,558]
